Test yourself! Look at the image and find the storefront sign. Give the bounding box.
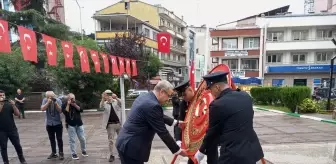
[267,65,336,73]
[224,50,248,57]
[231,71,245,77]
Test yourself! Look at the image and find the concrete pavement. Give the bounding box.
[3,108,336,164]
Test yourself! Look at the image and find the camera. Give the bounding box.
[71,98,75,103]
[51,98,56,102]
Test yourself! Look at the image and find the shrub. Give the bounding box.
[298,98,319,113]
[250,87,281,105]
[316,99,336,111]
[280,86,311,112]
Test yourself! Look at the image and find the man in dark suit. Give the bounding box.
[174,80,218,164]
[116,80,187,164]
[194,71,264,164]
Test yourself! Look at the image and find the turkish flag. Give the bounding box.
[125,58,131,75]
[61,41,74,68]
[18,26,37,63]
[0,19,11,53]
[89,50,101,73]
[42,34,57,66]
[110,55,120,76]
[157,32,170,53]
[189,61,195,91]
[100,53,109,73]
[118,57,125,74]
[131,59,138,77]
[76,46,90,73]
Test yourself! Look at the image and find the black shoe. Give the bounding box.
[82,151,88,157]
[59,152,64,160]
[19,156,27,164]
[109,155,115,162]
[47,153,58,159]
[72,154,79,160]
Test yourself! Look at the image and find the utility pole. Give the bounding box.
[327,38,336,112]
[75,0,83,40]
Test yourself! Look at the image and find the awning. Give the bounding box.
[232,77,263,85]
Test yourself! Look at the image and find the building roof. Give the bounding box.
[264,12,336,18]
[216,5,290,27]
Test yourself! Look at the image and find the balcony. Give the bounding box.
[95,30,158,49]
[170,44,186,54]
[157,6,187,27]
[161,58,186,67]
[159,25,186,39]
[266,38,336,51]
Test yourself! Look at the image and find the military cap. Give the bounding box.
[174,80,190,95]
[203,71,229,89]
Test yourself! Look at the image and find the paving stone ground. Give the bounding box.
[3,109,336,164]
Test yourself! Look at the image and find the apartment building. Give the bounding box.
[210,6,289,87]
[92,1,187,86]
[188,25,211,87]
[304,0,336,13]
[259,13,336,88]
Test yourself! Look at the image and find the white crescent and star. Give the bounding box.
[112,58,115,63]
[46,41,53,55]
[79,51,87,63]
[0,23,5,40]
[159,36,168,46]
[23,34,32,50]
[63,44,70,58]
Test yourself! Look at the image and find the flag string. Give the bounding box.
[3,19,149,63]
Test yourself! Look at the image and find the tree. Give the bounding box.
[0,46,35,97]
[10,0,46,15]
[104,32,162,88]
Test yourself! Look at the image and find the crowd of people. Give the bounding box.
[0,71,264,164]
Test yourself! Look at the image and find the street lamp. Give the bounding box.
[326,38,336,111]
[120,72,129,126]
[75,0,83,40]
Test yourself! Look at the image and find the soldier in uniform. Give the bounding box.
[194,71,264,164]
[171,93,181,139]
[174,80,218,164]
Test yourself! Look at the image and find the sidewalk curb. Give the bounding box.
[24,107,174,113]
[254,107,336,125]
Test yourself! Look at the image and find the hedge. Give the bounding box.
[251,86,311,112]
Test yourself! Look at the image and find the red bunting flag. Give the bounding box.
[110,55,120,76]
[18,26,37,63]
[100,53,109,73]
[0,19,11,53]
[118,57,125,74]
[125,58,131,75]
[42,34,57,66]
[76,46,90,73]
[157,32,170,53]
[89,50,101,73]
[61,41,74,68]
[131,59,138,77]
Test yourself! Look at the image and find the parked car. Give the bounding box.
[126,90,149,99]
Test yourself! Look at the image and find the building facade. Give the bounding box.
[188,25,211,87]
[259,13,336,89]
[46,0,65,24]
[93,1,187,86]
[305,0,336,14]
[185,28,196,87]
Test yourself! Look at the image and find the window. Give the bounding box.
[167,22,171,28]
[241,59,258,70]
[292,53,306,64]
[243,38,260,49]
[272,79,284,87]
[267,32,284,41]
[212,38,218,45]
[267,53,282,63]
[292,31,308,41]
[144,46,151,53]
[160,19,165,26]
[222,59,238,70]
[152,31,158,41]
[316,52,333,63]
[144,28,150,37]
[316,30,335,39]
[222,38,237,49]
[153,49,158,56]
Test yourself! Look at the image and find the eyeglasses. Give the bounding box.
[162,90,172,98]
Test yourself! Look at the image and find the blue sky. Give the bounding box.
[64,0,304,34]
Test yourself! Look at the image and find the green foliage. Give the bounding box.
[10,0,46,15]
[141,53,163,79]
[251,86,311,113]
[298,98,319,113]
[0,47,35,97]
[280,86,311,112]
[250,87,281,105]
[316,99,336,111]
